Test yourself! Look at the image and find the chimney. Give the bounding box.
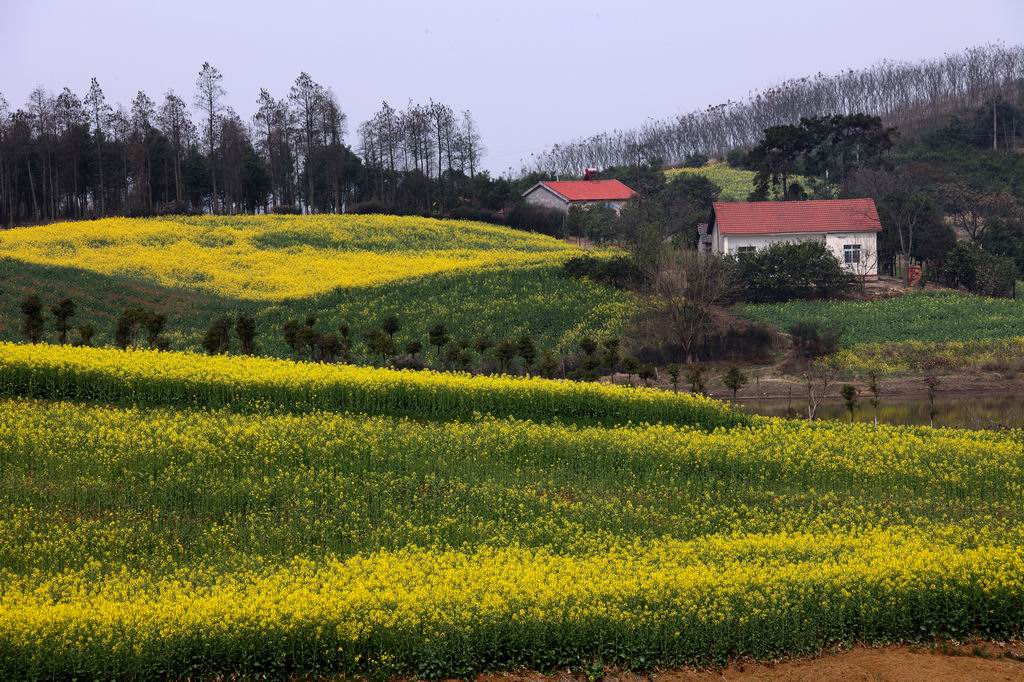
[583,167,598,180]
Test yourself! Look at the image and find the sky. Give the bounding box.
[2,0,1022,174]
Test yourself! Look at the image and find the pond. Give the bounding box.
[739,393,1024,430]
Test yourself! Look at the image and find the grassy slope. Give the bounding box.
[664,164,808,201]
[0,215,629,360]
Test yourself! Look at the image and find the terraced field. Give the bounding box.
[1,344,1022,678]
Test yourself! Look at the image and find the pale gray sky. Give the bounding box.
[2,0,1022,173]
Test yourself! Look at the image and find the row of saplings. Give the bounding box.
[13,295,257,355]
[280,312,757,393]
[12,295,754,394]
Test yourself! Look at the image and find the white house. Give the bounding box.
[702,198,882,278]
[521,177,637,215]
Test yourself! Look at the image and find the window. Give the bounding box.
[736,246,756,256]
[844,244,861,265]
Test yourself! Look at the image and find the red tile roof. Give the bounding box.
[535,179,638,202]
[713,199,882,235]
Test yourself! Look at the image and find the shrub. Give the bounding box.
[789,321,843,359]
[347,200,388,214]
[236,315,257,355]
[684,363,706,394]
[381,315,401,340]
[538,351,560,379]
[563,255,642,289]
[736,241,854,303]
[517,334,537,371]
[19,295,45,344]
[563,204,619,243]
[666,364,682,392]
[404,340,423,359]
[505,202,566,238]
[428,324,450,358]
[314,334,344,363]
[143,312,167,349]
[683,153,709,168]
[447,207,504,225]
[75,323,95,347]
[715,322,776,363]
[202,316,232,355]
[50,298,76,345]
[363,328,396,364]
[840,384,859,421]
[472,335,494,355]
[271,204,302,215]
[114,308,148,349]
[621,356,640,383]
[494,339,518,373]
[726,147,749,168]
[942,242,1017,298]
[722,366,749,400]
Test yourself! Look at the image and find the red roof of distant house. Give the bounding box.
[712,199,881,235]
[531,179,638,202]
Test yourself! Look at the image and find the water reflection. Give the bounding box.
[740,393,1024,430]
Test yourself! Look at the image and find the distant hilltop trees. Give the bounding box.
[528,43,1024,176]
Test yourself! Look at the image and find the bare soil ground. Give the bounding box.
[608,360,1024,402]
[471,642,1024,682]
[705,371,1024,401]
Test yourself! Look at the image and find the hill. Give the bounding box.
[0,214,629,361]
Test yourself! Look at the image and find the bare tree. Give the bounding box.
[157,91,190,210]
[944,182,1021,242]
[644,248,737,362]
[803,357,840,420]
[528,43,1024,175]
[83,77,110,214]
[194,62,225,213]
[848,243,879,291]
[0,93,10,226]
[130,90,156,212]
[289,72,325,212]
[459,110,484,179]
[845,166,938,263]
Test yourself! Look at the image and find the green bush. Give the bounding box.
[736,241,854,303]
[505,202,566,238]
[563,255,642,289]
[941,242,1017,298]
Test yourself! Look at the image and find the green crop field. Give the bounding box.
[736,291,1024,375]
[736,291,1024,347]
[0,214,629,361]
[1,344,1023,678]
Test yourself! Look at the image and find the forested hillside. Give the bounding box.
[529,43,1023,175]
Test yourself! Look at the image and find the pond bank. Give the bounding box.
[738,392,1024,429]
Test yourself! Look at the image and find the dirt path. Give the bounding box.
[473,643,1024,682]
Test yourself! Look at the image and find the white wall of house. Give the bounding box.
[710,226,878,277]
[522,186,569,213]
[824,232,878,277]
